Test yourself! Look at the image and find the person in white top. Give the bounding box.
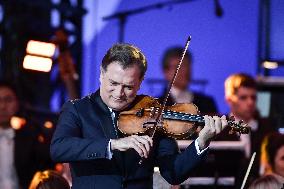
[0,81,20,189]
[0,81,53,189]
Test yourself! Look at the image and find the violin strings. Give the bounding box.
[162,111,247,133]
[163,111,203,122]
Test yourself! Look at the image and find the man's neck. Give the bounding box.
[172,86,190,92]
[0,122,11,129]
[229,113,253,123]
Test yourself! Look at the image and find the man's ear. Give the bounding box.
[225,95,234,106]
[163,69,171,81]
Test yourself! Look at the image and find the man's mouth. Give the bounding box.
[112,96,125,102]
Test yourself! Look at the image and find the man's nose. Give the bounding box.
[114,86,125,97]
[0,102,6,110]
[247,97,256,106]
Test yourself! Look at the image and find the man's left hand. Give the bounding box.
[197,115,227,150]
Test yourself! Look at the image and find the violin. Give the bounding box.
[117,95,250,140]
[117,36,250,140]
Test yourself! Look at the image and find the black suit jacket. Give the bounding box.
[50,90,207,189]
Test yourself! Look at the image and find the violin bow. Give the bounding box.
[240,152,256,189]
[151,36,192,138]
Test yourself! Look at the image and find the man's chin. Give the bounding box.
[0,117,9,123]
[241,114,254,121]
[0,120,10,128]
[110,102,128,111]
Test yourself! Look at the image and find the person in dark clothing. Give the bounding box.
[159,46,218,115]
[223,73,276,187]
[50,43,228,189]
[0,81,53,189]
[28,170,70,189]
[264,132,284,184]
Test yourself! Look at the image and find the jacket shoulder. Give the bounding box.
[61,94,93,112]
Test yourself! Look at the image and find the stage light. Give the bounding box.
[23,40,56,72]
[26,40,56,57]
[10,116,26,130]
[44,121,53,129]
[262,61,278,69]
[23,55,53,72]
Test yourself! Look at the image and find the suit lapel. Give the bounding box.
[89,90,125,174]
[89,91,117,139]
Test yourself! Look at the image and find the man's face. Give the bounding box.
[100,62,142,111]
[164,56,190,90]
[0,87,19,127]
[227,86,256,121]
[274,145,284,178]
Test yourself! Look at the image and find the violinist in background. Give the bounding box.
[159,47,218,115]
[50,43,228,189]
[224,73,276,186]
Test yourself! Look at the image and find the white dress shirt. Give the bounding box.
[170,86,193,104]
[0,128,19,189]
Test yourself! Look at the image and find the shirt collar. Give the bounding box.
[170,86,193,103]
[229,113,258,131]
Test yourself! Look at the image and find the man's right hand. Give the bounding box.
[111,135,153,158]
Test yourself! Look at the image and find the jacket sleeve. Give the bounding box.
[156,138,207,185]
[50,101,109,162]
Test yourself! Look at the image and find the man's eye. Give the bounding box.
[126,86,133,90]
[239,95,256,100]
[239,96,247,100]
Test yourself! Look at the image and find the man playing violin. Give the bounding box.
[50,43,228,189]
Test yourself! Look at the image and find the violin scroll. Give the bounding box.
[227,117,250,134]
